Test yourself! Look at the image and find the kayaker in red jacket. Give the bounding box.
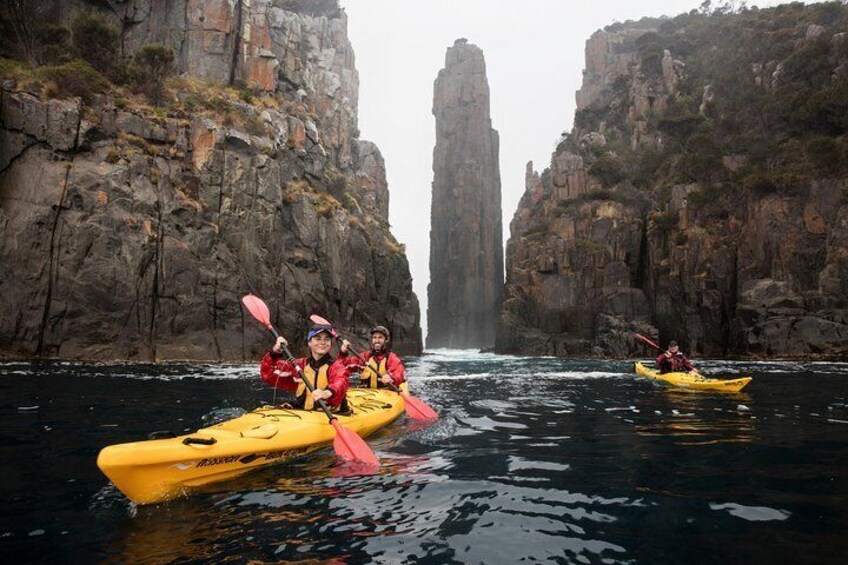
[260,323,349,411]
[656,340,695,374]
[338,325,406,389]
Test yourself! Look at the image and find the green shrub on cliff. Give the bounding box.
[675,133,723,183]
[315,193,341,218]
[636,32,665,78]
[632,146,670,189]
[36,59,109,102]
[591,2,848,203]
[133,44,175,105]
[38,24,72,65]
[657,113,706,141]
[71,13,118,75]
[588,153,626,187]
[742,172,777,195]
[0,57,29,81]
[650,210,679,232]
[806,136,845,176]
[523,223,549,238]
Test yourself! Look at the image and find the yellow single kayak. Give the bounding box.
[634,362,752,393]
[97,388,405,505]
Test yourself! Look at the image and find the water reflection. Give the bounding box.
[631,389,755,446]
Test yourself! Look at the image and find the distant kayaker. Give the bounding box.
[656,340,696,374]
[259,323,350,411]
[338,325,407,389]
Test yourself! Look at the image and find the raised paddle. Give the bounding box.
[633,333,705,378]
[309,314,438,422]
[634,333,662,352]
[241,294,379,466]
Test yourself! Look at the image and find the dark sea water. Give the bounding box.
[1,351,847,564]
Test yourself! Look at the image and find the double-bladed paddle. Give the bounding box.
[309,314,438,422]
[241,294,379,466]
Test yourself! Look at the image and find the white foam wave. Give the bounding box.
[423,348,523,362]
[415,370,622,382]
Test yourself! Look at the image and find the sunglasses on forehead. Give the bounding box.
[307,323,335,340]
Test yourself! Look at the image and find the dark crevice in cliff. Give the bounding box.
[211,257,222,360]
[120,296,139,333]
[239,301,246,362]
[12,310,24,345]
[178,1,189,70]
[282,261,306,317]
[108,1,152,57]
[725,248,740,354]
[210,148,228,360]
[72,111,83,152]
[148,173,163,360]
[635,212,650,298]
[36,160,73,356]
[0,136,40,176]
[229,0,244,86]
[369,247,381,302]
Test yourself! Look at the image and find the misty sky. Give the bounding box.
[341,0,796,335]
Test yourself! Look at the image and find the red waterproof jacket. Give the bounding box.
[656,352,695,374]
[259,352,349,408]
[338,349,406,387]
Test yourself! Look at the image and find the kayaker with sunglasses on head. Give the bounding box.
[259,323,350,412]
[655,340,696,375]
[337,325,407,390]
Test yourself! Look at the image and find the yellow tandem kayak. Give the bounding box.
[634,362,752,393]
[97,388,405,505]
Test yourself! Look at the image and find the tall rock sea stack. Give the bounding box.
[497,3,848,359]
[0,0,422,360]
[427,39,503,349]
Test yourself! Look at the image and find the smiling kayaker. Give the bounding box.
[260,323,350,411]
[655,340,696,374]
[338,325,407,389]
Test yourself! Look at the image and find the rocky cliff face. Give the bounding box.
[0,0,422,360]
[427,39,503,349]
[497,4,848,359]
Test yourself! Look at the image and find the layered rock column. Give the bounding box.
[427,39,503,349]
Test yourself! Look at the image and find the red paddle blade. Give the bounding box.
[309,314,339,338]
[310,314,332,326]
[634,333,661,351]
[242,294,272,327]
[330,419,379,466]
[401,392,438,421]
